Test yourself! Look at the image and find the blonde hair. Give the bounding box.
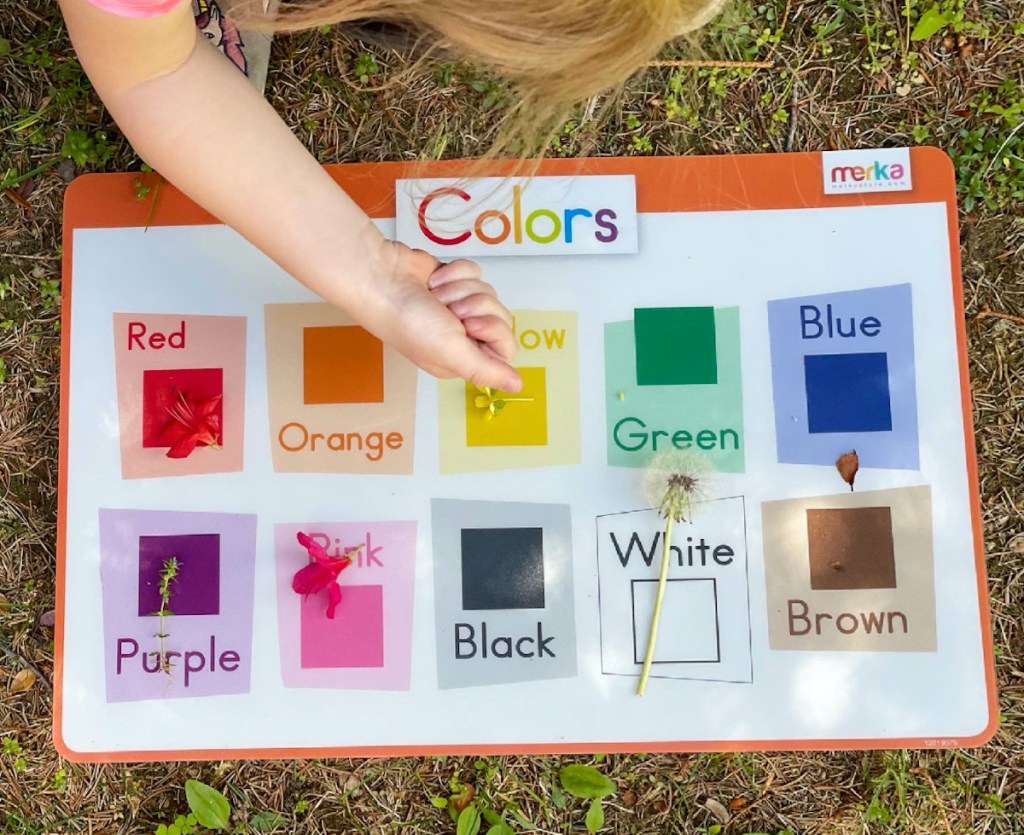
[241,0,723,156]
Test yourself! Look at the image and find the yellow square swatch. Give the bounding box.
[465,367,548,447]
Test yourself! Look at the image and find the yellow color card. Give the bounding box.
[465,367,548,447]
[438,310,579,473]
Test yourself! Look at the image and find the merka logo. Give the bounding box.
[829,160,906,184]
[821,149,913,195]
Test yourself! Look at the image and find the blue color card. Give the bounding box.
[804,352,893,434]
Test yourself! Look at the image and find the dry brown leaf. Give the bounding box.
[836,450,859,491]
[728,796,750,810]
[3,187,32,211]
[451,784,475,814]
[11,669,36,692]
[704,797,730,824]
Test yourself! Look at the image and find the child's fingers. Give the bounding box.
[462,315,517,363]
[447,337,523,393]
[404,247,441,284]
[426,259,482,289]
[429,278,501,308]
[447,292,514,328]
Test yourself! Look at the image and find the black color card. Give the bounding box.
[460,527,545,610]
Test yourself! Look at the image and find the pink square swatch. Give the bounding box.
[300,585,384,669]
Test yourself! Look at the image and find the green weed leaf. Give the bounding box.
[559,765,616,800]
[430,796,449,809]
[487,824,515,835]
[550,778,566,809]
[481,809,503,827]
[457,805,482,835]
[911,6,950,41]
[184,779,231,830]
[585,799,604,833]
[249,810,287,832]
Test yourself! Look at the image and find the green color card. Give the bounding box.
[634,306,718,386]
[606,307,744,472]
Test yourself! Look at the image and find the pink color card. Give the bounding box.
[112,313,246,479]
[274,521,417,690]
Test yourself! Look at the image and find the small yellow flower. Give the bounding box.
[472,385,534,421]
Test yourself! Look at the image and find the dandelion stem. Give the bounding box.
[638,514,675,696]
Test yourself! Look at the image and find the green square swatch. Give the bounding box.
[634,307,718,386]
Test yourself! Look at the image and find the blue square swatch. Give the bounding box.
[804,352,893,434]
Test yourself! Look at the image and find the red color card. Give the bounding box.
[112,313,246,478]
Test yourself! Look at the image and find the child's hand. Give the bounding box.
[361,240,523,393]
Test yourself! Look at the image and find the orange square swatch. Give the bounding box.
[303,326,384,404]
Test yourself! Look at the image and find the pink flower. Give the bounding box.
[291,532,352,619]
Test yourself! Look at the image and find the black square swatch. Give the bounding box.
[461,527,545,610]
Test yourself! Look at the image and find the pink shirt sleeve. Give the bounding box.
[82,0,188,19]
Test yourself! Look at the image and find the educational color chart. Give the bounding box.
[56,150,996,761]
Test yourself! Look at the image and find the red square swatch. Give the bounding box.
[142,368,224,448]
[300,584,384,669]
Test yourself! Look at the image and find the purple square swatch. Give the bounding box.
[138,533,221,617]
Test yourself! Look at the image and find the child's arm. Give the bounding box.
[59,0,522,391]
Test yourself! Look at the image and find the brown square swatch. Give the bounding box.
[806,506,896,590]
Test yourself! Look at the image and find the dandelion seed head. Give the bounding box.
[641,448,716,521]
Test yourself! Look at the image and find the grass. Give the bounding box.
[2,0,1024,832]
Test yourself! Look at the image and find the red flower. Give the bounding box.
[159,389,222,459]
[292,532,352,619]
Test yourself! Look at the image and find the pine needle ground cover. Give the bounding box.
[2,1,1023,831]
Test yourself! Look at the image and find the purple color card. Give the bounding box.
[138,534,220,617]
[99,509,257,703]
[767,283,919,469]
[275,521,416,690]
[300,585,385,669]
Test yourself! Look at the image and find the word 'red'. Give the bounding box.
[127,320,186,350]
[418,185,619,248]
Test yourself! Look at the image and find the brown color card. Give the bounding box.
[761,486,935,652]
[807,507,897,590]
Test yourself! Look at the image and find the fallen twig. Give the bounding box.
[976,306,1024,327]
[911,768,954,835]
[0,635,52,691]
